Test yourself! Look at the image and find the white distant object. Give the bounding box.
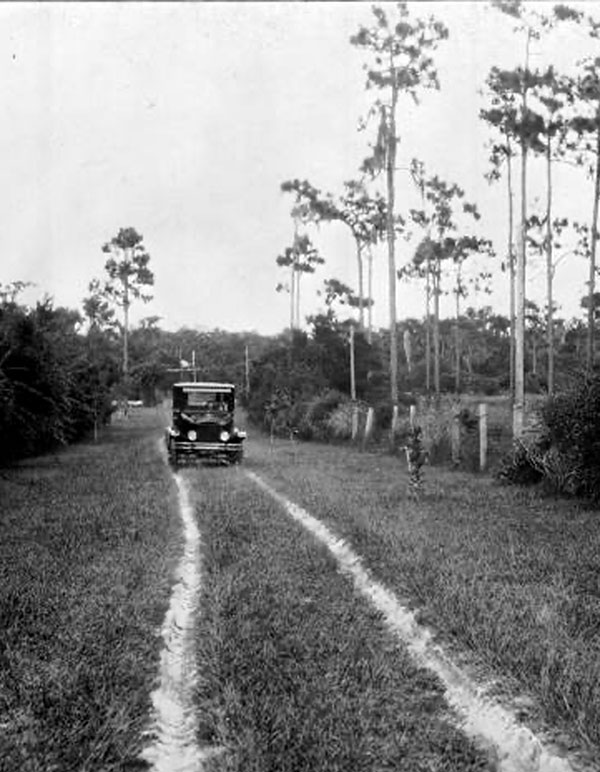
[127,400,144,408]
[179,359,191,368]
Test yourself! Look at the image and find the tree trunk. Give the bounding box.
[291,219,299,330]
[289,263,295,331]
[349,324,356,400]
[123,274,129,380]
[514,31,531,440]
[356,240,365,329]
[433,256,441,395]
[514,196,526,437]
[586,114,600,371]
[386,88,399,406]
[295,270,302,329]
[454,267,461,393]
[506,135,516,398]
[546,137,555,394]
[367,246,373,344]
[122,270,130,416]
[425,260,431,393]
[465,347,473,375]
[418,176,432,393]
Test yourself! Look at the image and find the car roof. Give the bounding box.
[174,381,235,390]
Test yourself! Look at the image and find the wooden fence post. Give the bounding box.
[479,402,488,472]
[364,406,374,445]
[409,404,416,429]
[351,404,359,441]
[391,405,399,437]
[451,408,461,467]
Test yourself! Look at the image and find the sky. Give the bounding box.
[2,1,600,335]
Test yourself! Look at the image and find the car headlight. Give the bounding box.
[219,430,230,442]
[187,430,197,441]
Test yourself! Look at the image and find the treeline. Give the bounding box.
[245,304,591,437]
[0,293,116,464]
[271,1,600,455]
[2,274,595,476]
[0,282,274,465]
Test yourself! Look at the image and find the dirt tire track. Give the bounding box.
[246,469,592,772]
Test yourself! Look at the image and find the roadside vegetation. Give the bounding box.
[0,291,116,465]
[500,373,600,501]
[3,3,600,766]
[0,409,179,771]
[189,466,492,772]
[246,433,600,766]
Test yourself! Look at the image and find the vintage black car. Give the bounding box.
[166,381,246,465]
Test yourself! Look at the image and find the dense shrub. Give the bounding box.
[497,440,545,486]
[497,374,600,501]
[0,300,116,465]
[373,394,415,433]
[541,375,600,501]
[325,402,358,441]
[373,402,393,435]
[298,390,347,441]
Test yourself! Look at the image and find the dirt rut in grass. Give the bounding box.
[247,470,588,772]
[141,473,219,771]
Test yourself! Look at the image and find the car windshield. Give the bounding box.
[174,388,233,413]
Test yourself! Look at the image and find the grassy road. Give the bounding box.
[0,409,180,772]
[189,463,492,771]
[2,410,597,770]
[238,432,600,767]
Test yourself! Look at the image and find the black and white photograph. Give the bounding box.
[1,2,600,771]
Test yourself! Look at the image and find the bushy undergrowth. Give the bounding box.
[297,389,347,440]
[257,389,353,442]
[542,376,600,500]
[0,410,179,770]
[497,440,545,486]
[499,374,600,501]
[0,300,116,465]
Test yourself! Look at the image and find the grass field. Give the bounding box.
[188,466,492,772]
[246,432,600,767]
[0,409,180,771]
[3,406,598,770]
